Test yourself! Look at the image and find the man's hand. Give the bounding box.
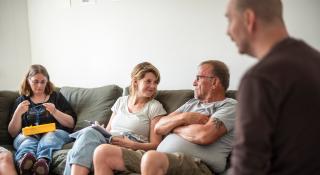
[183,112,209,125]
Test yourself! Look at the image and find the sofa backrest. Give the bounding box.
[124,87,237,114]
[0,85,236,145]
[60,85,123,131]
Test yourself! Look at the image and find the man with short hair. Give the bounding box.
[0,147,17,175]
[225,0,320,174]
[93,60,237,175]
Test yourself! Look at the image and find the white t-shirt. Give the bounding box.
[110,96,167,142]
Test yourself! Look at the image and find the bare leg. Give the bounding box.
[93,144,126,175]
[141,151,169,175]
[71,164,90,175]
[0,151,18,175]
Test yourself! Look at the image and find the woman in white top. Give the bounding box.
[64,62,166,175]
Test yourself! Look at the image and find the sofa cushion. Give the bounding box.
[52,149,69,174]
[155,90,194,114]
[60,85,123,131]
[0,90,19,145]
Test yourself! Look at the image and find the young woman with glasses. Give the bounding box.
[8,64,77,175]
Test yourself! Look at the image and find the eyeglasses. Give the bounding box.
[29,79,47,85]
[195,75,215,81]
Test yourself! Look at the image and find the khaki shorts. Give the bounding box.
[166,152,213,175]
[121,149,213,175]
[121,148,145,174]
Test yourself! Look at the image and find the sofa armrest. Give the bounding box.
[0,90,19,145]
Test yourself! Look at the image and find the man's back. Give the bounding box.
[233,37,320,175]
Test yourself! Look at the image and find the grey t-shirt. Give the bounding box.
[110,96,167,142]
[157,98,237,173]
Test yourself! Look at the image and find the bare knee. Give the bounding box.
[141,151,168,174]
[93,144,125,170]
[0,151,16,175]
[141,150,161,166]
[94,144,114,164]
[0,151,14,164]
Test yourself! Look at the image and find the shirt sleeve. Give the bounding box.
[147,100,167,119]
[212,99,237,131]
[10,96,25,116]
[10,96,27,127]
[49,91,77,132]
[111,96,122,113]
[55,92,77,125]
[230,75,278,175]
[174,99,194,113]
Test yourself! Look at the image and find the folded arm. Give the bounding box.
[173,117,227,145]
[155,112,209,135]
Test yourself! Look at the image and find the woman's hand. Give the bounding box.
[43,102,75,128]
[42,103,56,115]
[16,100,30,116]
[111,136,135,149]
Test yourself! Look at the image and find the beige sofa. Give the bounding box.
[0,85,236,175]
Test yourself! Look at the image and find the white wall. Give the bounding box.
[8,0,320,90]
[0,0,31,90]
[284,0,320,49]
[26,0,255,90]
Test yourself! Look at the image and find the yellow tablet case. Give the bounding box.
[22,123,56,136]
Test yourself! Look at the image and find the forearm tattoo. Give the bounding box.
[212,118,223,129]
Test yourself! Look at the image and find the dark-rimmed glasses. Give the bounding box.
[195,75,215,81]
[29,79,47,85]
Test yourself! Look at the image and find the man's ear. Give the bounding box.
[244,8,256,33]
[212,77,220,89]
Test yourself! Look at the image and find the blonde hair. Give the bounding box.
[129,62,160,99]
[20,64,55,96]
